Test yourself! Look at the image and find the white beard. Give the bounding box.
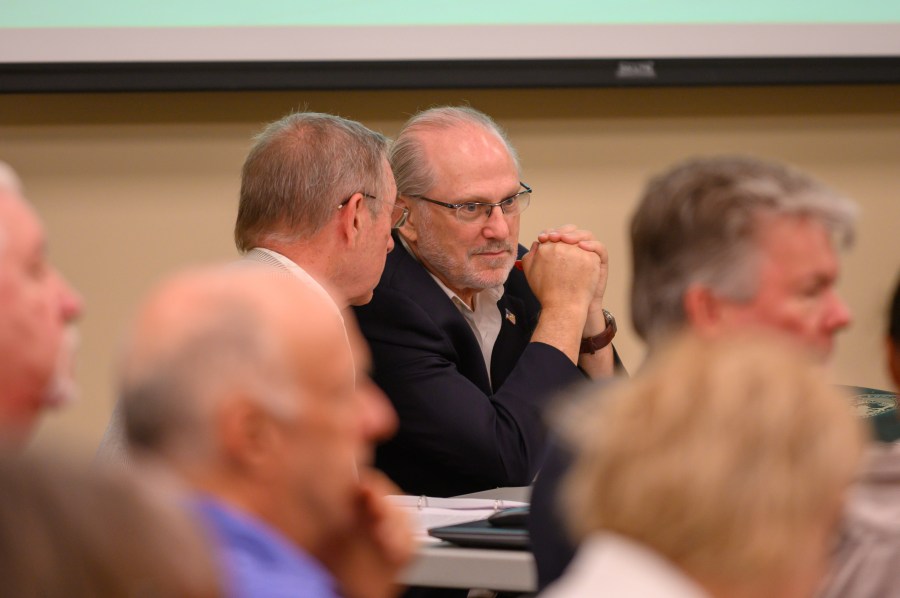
[42,325,79,408]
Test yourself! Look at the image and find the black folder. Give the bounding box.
[428,518,530,550]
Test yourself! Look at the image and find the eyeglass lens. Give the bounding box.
[457,191,530,222]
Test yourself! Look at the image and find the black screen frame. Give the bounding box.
[3,56,900,93]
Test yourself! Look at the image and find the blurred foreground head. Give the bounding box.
[0,454,219,598]
[630,155,857,361]
[117,265,396,548]
[562,334,867,598]
[0,161,83,451]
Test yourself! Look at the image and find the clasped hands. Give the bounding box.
[521,224,609,335]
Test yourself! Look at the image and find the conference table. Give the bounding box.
[400,486,536,593]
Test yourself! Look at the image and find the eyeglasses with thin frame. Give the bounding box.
[338,192,409,230]
[407,182,532,223]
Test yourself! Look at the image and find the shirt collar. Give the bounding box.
[192,495,338,595]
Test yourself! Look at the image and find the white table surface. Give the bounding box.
[400,486,536,592]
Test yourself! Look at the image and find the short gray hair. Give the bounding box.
[390,106,520,196]
[235,112,390,252]
[0,160,25,255]
[630,155,857,344]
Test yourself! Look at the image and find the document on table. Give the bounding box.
[388,495,529,543]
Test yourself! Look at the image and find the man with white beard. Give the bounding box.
[0,161,83,451]
[354,107,620,498]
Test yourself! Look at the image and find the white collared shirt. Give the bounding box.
[429,274,504,381]
[399,237,505,381]
[542,533,710,598]
[244,247,343,320]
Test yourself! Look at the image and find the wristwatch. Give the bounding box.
[580,309,617,354]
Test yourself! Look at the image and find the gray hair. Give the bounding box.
[390,106,520,196]
[630,155,857,344]
[120,297,297,463]
[235,112,390,252]
[0,160,24,253]
[0,161,23,196]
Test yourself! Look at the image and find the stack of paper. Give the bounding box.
[388,495,529,543]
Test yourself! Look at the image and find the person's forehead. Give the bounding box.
[753,215,838,277]
[756,214,832,251]
[420,126,517,187]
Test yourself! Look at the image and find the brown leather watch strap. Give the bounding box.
[580,309,617,354]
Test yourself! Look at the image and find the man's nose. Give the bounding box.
[481,205,510,239]
[825,290,852,332]
[56,270,83,322]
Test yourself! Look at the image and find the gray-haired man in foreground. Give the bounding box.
[117,266,412,598]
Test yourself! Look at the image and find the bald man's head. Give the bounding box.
[118,264,401,553]
[119,266,352,463]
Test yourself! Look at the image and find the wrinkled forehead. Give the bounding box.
[751,211,837,255]
[422,124,518,179]
[749,213,840,280]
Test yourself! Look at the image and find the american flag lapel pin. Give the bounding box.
[504,308,516,325]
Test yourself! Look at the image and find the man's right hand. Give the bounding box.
[522,240,601,364]
[523,238,600,314]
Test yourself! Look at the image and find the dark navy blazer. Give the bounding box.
[354,235,586,497]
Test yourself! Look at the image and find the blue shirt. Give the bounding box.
[193,496,339,598]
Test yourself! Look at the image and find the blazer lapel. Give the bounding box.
[391,241,492,394]
[490,294,531,391]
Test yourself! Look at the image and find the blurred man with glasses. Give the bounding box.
[354,106,619,497]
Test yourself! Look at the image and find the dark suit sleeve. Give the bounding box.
[356,284,585,497]
[529,437,577,590]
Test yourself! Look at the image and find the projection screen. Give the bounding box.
[2,1,899,91]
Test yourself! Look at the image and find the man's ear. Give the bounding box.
[683,284,727,337]
[396,196,418,244]
[336,192,366,247]
[218,398,278,473]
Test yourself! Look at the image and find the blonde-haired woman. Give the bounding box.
[543,333,867,598]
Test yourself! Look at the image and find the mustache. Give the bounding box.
[469,243,514,256]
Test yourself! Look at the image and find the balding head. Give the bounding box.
[117,265,394,549]
[119,266,350,463]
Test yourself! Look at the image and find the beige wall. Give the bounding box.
[1,85,898,456]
